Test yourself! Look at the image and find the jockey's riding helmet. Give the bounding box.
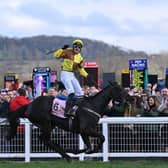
[72,39,84,48]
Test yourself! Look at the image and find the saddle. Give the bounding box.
[51,96,83,118]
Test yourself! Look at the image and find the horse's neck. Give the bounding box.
[90,87,112,113]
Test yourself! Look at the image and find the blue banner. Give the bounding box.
[129,59,147,70]
[166,68,168,75]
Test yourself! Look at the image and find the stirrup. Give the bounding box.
[65,105,78,117]
[64,109,74,117]
[65,111,75,117]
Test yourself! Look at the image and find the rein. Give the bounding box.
[82,107,101,118]
[84,85,119,117]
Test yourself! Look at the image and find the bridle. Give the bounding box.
[82,107,101,118]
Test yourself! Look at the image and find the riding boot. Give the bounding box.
[64,93,75,117]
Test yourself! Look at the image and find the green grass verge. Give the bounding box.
[0,160,168,168]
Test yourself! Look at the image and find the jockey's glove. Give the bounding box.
[62,45,69,49]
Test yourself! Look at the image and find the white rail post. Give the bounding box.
[79,135,85,161]
[102,122,109,162]
[24,119,31,162]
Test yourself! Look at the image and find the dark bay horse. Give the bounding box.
[7,82,129,161]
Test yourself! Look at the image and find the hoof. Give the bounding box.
[65,155,72,162]
[64,113,76,118]
[85,148,93,154]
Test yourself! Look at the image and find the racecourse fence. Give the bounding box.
[0,117,168,162]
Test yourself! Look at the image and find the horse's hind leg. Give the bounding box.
[39,126,72,162]
[7,106,27,140]
[6,118,19,140]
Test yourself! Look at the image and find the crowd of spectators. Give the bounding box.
[127,83,168,117]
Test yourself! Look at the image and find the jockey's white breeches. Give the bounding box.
[60,71,84,96]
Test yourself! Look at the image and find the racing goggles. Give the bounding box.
[73,43,82,49]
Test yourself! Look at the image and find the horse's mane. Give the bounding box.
[84,85,111,101]
[80,82,124,116]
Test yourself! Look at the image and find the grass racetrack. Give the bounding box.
[0,160,168,168]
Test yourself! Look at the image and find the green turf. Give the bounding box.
[0,160,168,168]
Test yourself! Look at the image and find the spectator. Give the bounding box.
[159,88,168,104]
[9,88,30,111]
[158,97,168,116]
[140,93,148,108]
[89,86,99,96]
[82,85,90,96]
[56,89,68,100]
[157,95,168,152]
[140,95,159,117]
[144,83,152,96]
[103,100,126,117]
[60,89,68,97]
[41,89,48,96]
[47,87,58,97]
[151,83,158,96]
[7,90,16,100]
[138,95,161,151]
[0,89,10,153]
[0,90,10,118]
[25,86,34,101]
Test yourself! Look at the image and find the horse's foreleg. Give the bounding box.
[64,134,92,154]
[80,134,93,153]
[93,133,105,153]
[82,128,105,153]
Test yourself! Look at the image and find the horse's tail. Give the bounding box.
[7,104,29,141]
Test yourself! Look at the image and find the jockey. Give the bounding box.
[53,39,91,117]
[56,89,68,101]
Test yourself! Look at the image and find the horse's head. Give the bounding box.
[108,81,133,104]
[108,81,124,102]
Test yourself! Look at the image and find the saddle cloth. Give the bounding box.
[52,98,66,118]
